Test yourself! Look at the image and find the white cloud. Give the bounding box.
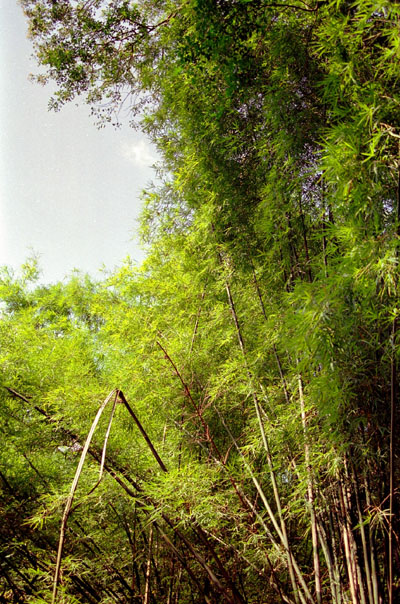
[121,140,156,167]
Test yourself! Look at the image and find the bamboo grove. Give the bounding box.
[1,0,400,602]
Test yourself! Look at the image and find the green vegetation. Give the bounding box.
[1,0,400,601]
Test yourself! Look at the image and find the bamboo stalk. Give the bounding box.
[252,260,337,602]
[328,506,344,604]
[343,462,367,604]
[117,390,168,473]
[7,384,241,601]
[220,258,307,604]
[154,522,209,602]
[144,524,153,604]
[316,514,341,604]
[52,389,118,604]
[120,365,247,603]
[161,514,240,604]
[71,395,118,511]
[337,477,366,604]
[298,197,312,283]
[157,340,249,510]
[188,285,207,357]
[297,374,322,604]
[389,313,397,604]
[250,259,292,404]
[364,474,379,604]
[389,146,400,604]
[253,394,301,604]
[216,407,314,604]
[352,466,374,604]
[173,567,183,604]
[173,417,301,604]
[156,340,222,458]
[194,524,247,604]
[4,386,142,496]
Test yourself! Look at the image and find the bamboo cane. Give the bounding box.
[52,389,118,604]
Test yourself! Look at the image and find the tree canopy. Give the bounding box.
[1,1,400,602]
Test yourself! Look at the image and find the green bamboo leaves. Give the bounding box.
[2,0,400,601]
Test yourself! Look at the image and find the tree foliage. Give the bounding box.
[2,0,400,602]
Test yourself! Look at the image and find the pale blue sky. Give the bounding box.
[0,0,157,284]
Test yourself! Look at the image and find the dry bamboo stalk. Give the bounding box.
[253,392,301,604]
[7,385,239,601]
[120,372,246,603]
[71,395,118,510]
[52,389,118,604]
[252,205,333,604]
[222,262,301,599]
[5,386,142,496]
[251,264,327,604]
[117,389,168,473]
